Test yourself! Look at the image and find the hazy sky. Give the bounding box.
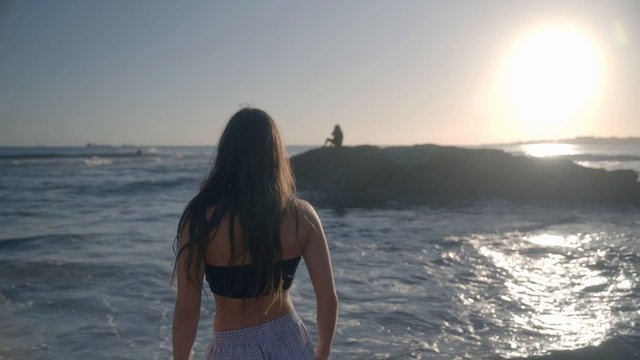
[1,0,638,146]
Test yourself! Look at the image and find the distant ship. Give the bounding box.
[85,142,113,147]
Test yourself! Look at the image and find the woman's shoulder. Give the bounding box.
[289,198,323,234]
[291,198,318,219]
[292,197,311,210]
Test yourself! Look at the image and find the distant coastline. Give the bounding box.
[488,136,640,146]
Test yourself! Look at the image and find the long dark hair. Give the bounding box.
[173,107,297,300]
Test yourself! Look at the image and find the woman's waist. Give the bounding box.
[213,294,294,331]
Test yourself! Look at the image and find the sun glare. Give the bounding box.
[522,143,577,158]
[502,24,603,137]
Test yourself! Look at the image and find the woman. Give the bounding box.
[172,108,338,360]
[323,125,343,148]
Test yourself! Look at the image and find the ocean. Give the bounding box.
[1,142,639,359]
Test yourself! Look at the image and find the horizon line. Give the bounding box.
[2,135,640,149]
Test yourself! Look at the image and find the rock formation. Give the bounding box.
[291,145,640,207]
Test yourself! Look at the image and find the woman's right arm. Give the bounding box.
[172,225,204,360]
[300,201,338,359]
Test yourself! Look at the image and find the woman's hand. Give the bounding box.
[316,349,330,360]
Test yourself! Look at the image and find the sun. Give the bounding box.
[501,24,603,137]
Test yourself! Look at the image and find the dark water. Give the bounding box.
[0,145,639,359]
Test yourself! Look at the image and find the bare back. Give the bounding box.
[204,205,310,330]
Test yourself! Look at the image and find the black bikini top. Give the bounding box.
[204,255,302,299]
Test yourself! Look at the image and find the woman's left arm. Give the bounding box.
[172,227,204,360]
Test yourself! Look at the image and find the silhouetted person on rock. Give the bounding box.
[324,125,343,147]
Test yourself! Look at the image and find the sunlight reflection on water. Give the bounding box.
[470,232,635,358]
[522,143,577,157]
[526,234,580,247]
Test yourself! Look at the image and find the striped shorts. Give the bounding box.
[206,311,315,359]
